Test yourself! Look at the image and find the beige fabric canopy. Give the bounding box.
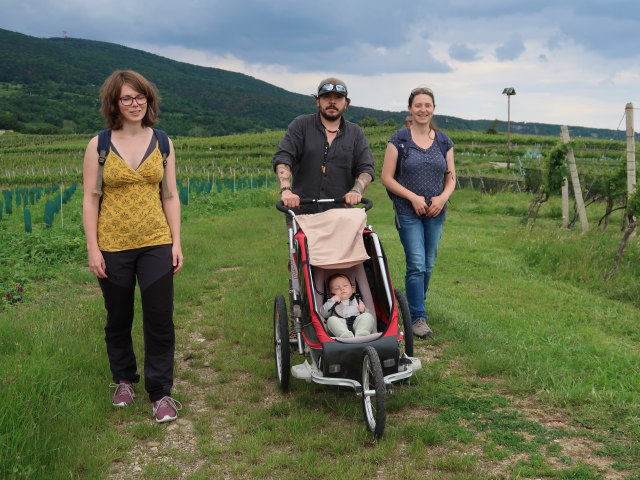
[295,208,370,269]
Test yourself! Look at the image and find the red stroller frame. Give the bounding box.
[273,199,422,439]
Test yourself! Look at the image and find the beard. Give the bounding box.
[319,104,345,122]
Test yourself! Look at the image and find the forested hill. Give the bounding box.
[0,28,321,135]
[0,28,625,139]
[0,28,414,136]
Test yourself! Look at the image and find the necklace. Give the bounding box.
[323,125,340,134]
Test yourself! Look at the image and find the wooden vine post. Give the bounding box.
[560,126,589,232]
[626,103,636,215]
[604,103,637,279]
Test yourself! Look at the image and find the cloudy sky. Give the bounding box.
[1,0,639,130]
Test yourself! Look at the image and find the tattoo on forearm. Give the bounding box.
[351,172,372,194]
[276,164,291,186]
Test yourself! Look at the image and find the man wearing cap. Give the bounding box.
[272,77,375,213]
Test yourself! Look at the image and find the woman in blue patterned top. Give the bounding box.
[381,86,456,339]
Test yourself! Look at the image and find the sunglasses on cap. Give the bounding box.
[318,83,348,95]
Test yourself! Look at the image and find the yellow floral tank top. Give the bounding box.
[97,140,172,252]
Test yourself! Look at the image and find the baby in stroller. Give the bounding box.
[274,198,423,439]
[321,273,374,338]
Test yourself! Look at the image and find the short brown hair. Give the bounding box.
[327,273,352,289]
[100,70,160,129]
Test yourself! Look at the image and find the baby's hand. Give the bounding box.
[358,301,365,313]
[331,294,341,302]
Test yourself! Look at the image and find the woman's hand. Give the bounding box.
[172,244,184,274]
[88,249,107,279]
[426,195,447,217]
[410,194,430,217]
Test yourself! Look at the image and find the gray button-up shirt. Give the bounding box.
[272,113,375,212]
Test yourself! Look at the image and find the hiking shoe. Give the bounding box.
[111,381,135,407]
[152,396,182,423]
[412,318,433,339]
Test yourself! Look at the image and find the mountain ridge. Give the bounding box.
[0,28,628,140]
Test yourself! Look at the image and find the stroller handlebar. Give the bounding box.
[276,197,372,214]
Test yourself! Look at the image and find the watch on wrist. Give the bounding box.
[280,186,292,193]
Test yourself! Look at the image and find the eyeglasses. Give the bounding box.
[119,94,147,106]
[319,83,347,95]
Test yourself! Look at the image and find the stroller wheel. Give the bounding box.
[361,346,386,439]
[273,295,290,391]
[394,289,414,357]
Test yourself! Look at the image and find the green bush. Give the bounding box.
[0,225,85,295]
[514,229,640,307]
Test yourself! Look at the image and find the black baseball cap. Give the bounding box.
[316,77,348,98]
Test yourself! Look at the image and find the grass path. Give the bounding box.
[94,186,639,479]
[3,186,638,479]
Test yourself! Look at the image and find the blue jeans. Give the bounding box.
[396,213,445,323]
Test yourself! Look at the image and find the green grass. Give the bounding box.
[1,182,639,479]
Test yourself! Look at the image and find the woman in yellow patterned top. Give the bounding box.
[82,70,183,423]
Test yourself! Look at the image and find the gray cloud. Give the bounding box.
[0,0,449,74]
[495,34,526,61]
[448,43,480,62]
[1,0,640,74]
[547,32,567,51]
[556,13,640,59]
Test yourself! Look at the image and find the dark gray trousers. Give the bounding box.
[99,244,174,402]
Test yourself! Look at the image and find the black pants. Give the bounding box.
[99,244,174,402]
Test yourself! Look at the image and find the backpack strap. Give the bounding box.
[386,128,411,199]
[387,128,450,200]
[94,128,173,199]
[391,127,411,178]
[93,129,112,196]
[393,128,449,173]
[152,128,173,199]
[434,130,450,160]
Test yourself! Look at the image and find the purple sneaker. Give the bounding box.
[111,381,135,407]
[152,396,182,423]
